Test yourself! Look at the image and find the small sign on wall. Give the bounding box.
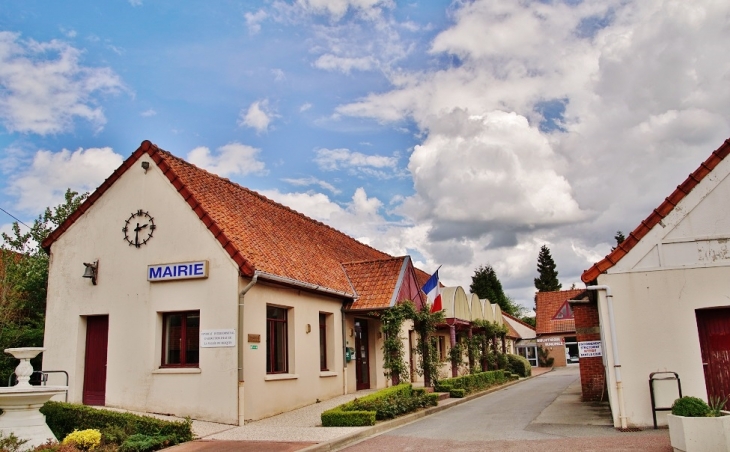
[200,329,235,348]
[578,340,603,358]
[537,337,565,347]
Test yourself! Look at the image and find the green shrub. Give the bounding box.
[506,354,531,378]
[449,389,466,398]
[671,396,710,417]
[434,383,453,393]
[321,383,437,426]
[0,432,28,452]
[119,434,177,452]
[321,409,376,427]
[41,402,193,447]
[437,370,509,395]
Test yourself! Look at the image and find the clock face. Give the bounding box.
[123,210,156,248]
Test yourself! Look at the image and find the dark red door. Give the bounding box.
[83,315,109,406]
[355,319,370,390]
[696,308,730,410]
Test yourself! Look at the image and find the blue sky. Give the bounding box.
[2,0,730,310]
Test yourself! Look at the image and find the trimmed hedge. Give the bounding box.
[40,402,193,449]
[321,383,438,427]
[671,396,710,417]
[449,389,466,398]
[506,354,532,378]
[436,370,509,395]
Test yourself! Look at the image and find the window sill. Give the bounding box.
[264,373,298,381]
[153,368,202,374]
[319,371,337,378]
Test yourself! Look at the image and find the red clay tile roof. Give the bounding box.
[343,257,407,310]
[535,289,583,335]
[42,141,392,296]
[582,138,730,283]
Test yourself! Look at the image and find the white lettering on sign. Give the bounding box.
[578,340,603,358]
[148,261,208,282]
[200,329,236,348]
[537,337,565,347]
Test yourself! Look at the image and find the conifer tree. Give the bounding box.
[470,265,520,316]
[534,245,562,292]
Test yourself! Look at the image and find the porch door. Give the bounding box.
[83,315,109,406]
[696,308,730,410]
[355,319,370,390]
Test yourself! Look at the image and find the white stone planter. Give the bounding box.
[667,412,730,452]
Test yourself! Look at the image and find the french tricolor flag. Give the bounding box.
[422,267,442,313]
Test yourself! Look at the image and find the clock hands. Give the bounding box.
[134,223,148,247]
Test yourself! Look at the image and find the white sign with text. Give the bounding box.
[200,329,236,348]
[578,341,603,358]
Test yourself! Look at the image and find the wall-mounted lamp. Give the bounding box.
[141,161,150,173]
[83,261,98,285]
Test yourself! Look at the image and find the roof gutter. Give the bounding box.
[256,271,355,299]
[586,284,627,430]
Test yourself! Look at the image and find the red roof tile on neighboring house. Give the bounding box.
[42,141,392,296]
[344,257,407,310]
[582,138,730,283]
[535,289,583,335]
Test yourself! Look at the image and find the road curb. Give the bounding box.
[299,370,552,452]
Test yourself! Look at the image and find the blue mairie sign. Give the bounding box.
[148,260,209,282]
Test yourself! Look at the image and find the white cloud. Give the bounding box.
[238,99,277,133]
[330,0,730,306]
[187,142,267,178]
[299,103,312,112]
[271,68,286,81]
[292,0,393,21]
[128,0,142,6]
[245,9,268,34]
[282,177,341,194]
[8,147,123,212]
[140,109,156,117]
[0,32,124,135]
[314,147,400,179]
[314,54,375,73]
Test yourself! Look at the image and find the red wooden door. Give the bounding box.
[355,319,370,390]
[83,315,109,406]
[696,308,730,410]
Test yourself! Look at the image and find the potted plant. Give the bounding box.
[667,396,730,452]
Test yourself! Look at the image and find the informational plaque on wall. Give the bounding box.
[578,340,603,358]
[200,329,236,348]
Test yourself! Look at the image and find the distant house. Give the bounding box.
[581,138,730,428]
[535,289,584,367]
[40,141,427,424]
[503,312,537,366]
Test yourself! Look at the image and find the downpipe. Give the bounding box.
[237,272,259,425]
[586,284,627,430]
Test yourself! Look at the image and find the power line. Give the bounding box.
[0,206,31,229]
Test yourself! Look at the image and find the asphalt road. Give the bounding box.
[340,367,672,452]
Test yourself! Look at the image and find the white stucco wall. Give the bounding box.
[240,281,346,422]
[44,155,241,424]
[597,267,730,427]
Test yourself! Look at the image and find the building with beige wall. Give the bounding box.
[581,138,730,428]
[41,141,427,424]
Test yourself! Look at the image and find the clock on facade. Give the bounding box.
[123,210,156,248]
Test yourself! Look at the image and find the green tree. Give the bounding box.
[534,245,561,292]
[611,231,626,251]
[469,265,520,316]
[1,189,88,385]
